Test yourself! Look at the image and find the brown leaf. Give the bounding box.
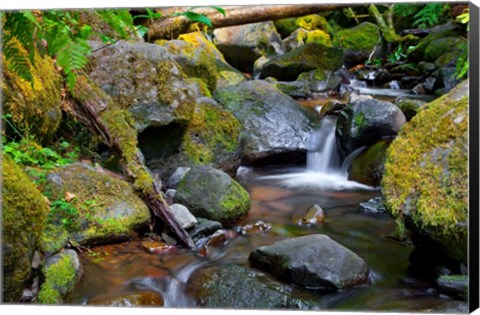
[65,192,76,202]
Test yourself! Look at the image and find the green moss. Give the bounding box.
[407,28,463,62]
[2,156,49,302]
[349,140,392,186]
[332,22,380,54]
[305,30,332,47]
[2,40,63,142]
[39,224,70,257]
[274,18,298,38]
[38,254,77,304]
[381,81,468,261]
[425,37,467,62]
[44,163,151,243]
[296,14,333,34]
[182,102,241,164]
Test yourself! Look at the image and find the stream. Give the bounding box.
[65,92,453,311]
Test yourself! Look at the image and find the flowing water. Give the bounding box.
[65,99,454,311]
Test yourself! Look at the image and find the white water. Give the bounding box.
[261,116,372,190]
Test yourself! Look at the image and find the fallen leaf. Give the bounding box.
[65,192,76,202]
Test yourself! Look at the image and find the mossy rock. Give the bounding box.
[161,32,246,92]
[259,43,344,81]
[43,163,151,247]
[407,25,464,62]
[1,42,62,143]
[274,17,298,38]
[348,139,392,187]
[174,166,250,223]
[213,21,284,72]
[382,80,469,263]
[296,14,333,34]
[2,156,49,302]
[395,97,427,121]
[424,37,467,62]
[283,29,332,53]
[38,250,82,304]
[139,98,242,181]
[87,41,198,133]
[332,22,380,56]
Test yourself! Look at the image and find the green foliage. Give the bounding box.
[387,44,407,63]
[413,4,448,29]
[49,199,80,230]
[2,135,79,169]
[454,9,469,79]
[172,6,226,28]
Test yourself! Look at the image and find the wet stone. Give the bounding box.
[249,234,369,290]
[359,197,387,214]
[88,290,164,306]
[299,204,326,225]
[436,275,468,301]
[240,220,272,235]
[189,218,223,241]
[169,203,197,229]
[140,241,177,255]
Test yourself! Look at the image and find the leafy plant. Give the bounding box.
[387,44,407,63]
[2,7,225,91]
[412,3,450,29]
[2,136,79,169]
[172,6,226,28]
[49,199,80,230]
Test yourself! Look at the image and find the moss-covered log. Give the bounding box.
[147,4,359,41]
[67,75,196,250]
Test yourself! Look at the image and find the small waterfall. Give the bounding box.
[306,116,340,173]
[260,115,372,190]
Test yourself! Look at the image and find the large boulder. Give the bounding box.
[214,80,315,164]
[332,22,381,66]
[37,250,82,304]
[41,163,151,253]
[188,264,313,309]
[249,235,369,290]
[138,98,242,180]
[87,41,198,133]
[382,80,468,263]
[2,156,49,302]
[1,46,63,143]
[336,99,406,157]
[282,28,332,53]
[258,43,344,81]
[213,22,284,72]
[174,166,250,223]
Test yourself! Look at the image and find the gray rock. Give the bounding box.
[174,166,251,223]
[259,43,344,81]
[336,98,406,156]
[214,80,315,164]
[167,167,191,189]
[249,234,369,290]
[165,189,176,198]
[359,197,387,214]
[213,21,284,72]
[436,275,468,301]
[426,301,469,313]
[169,204,198,229]
[188,264,314,309]
[87,41,198,132]
[189,218,223,241]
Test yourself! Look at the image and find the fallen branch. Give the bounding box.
[147,4,359,40]
[67,75,196,250]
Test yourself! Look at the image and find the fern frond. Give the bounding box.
[96,9,136,39]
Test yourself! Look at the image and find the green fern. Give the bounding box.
[413,3,450,29]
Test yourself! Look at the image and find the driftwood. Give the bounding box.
[147,4,358,40]
[66,75,196,250]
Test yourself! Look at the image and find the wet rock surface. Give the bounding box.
[188,264,315,309]
[336,98,406,156]
[249,234,369,290]
[214,80,315,165]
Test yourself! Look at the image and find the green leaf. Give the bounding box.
[182,12,212,27]
[188,6,226,16]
